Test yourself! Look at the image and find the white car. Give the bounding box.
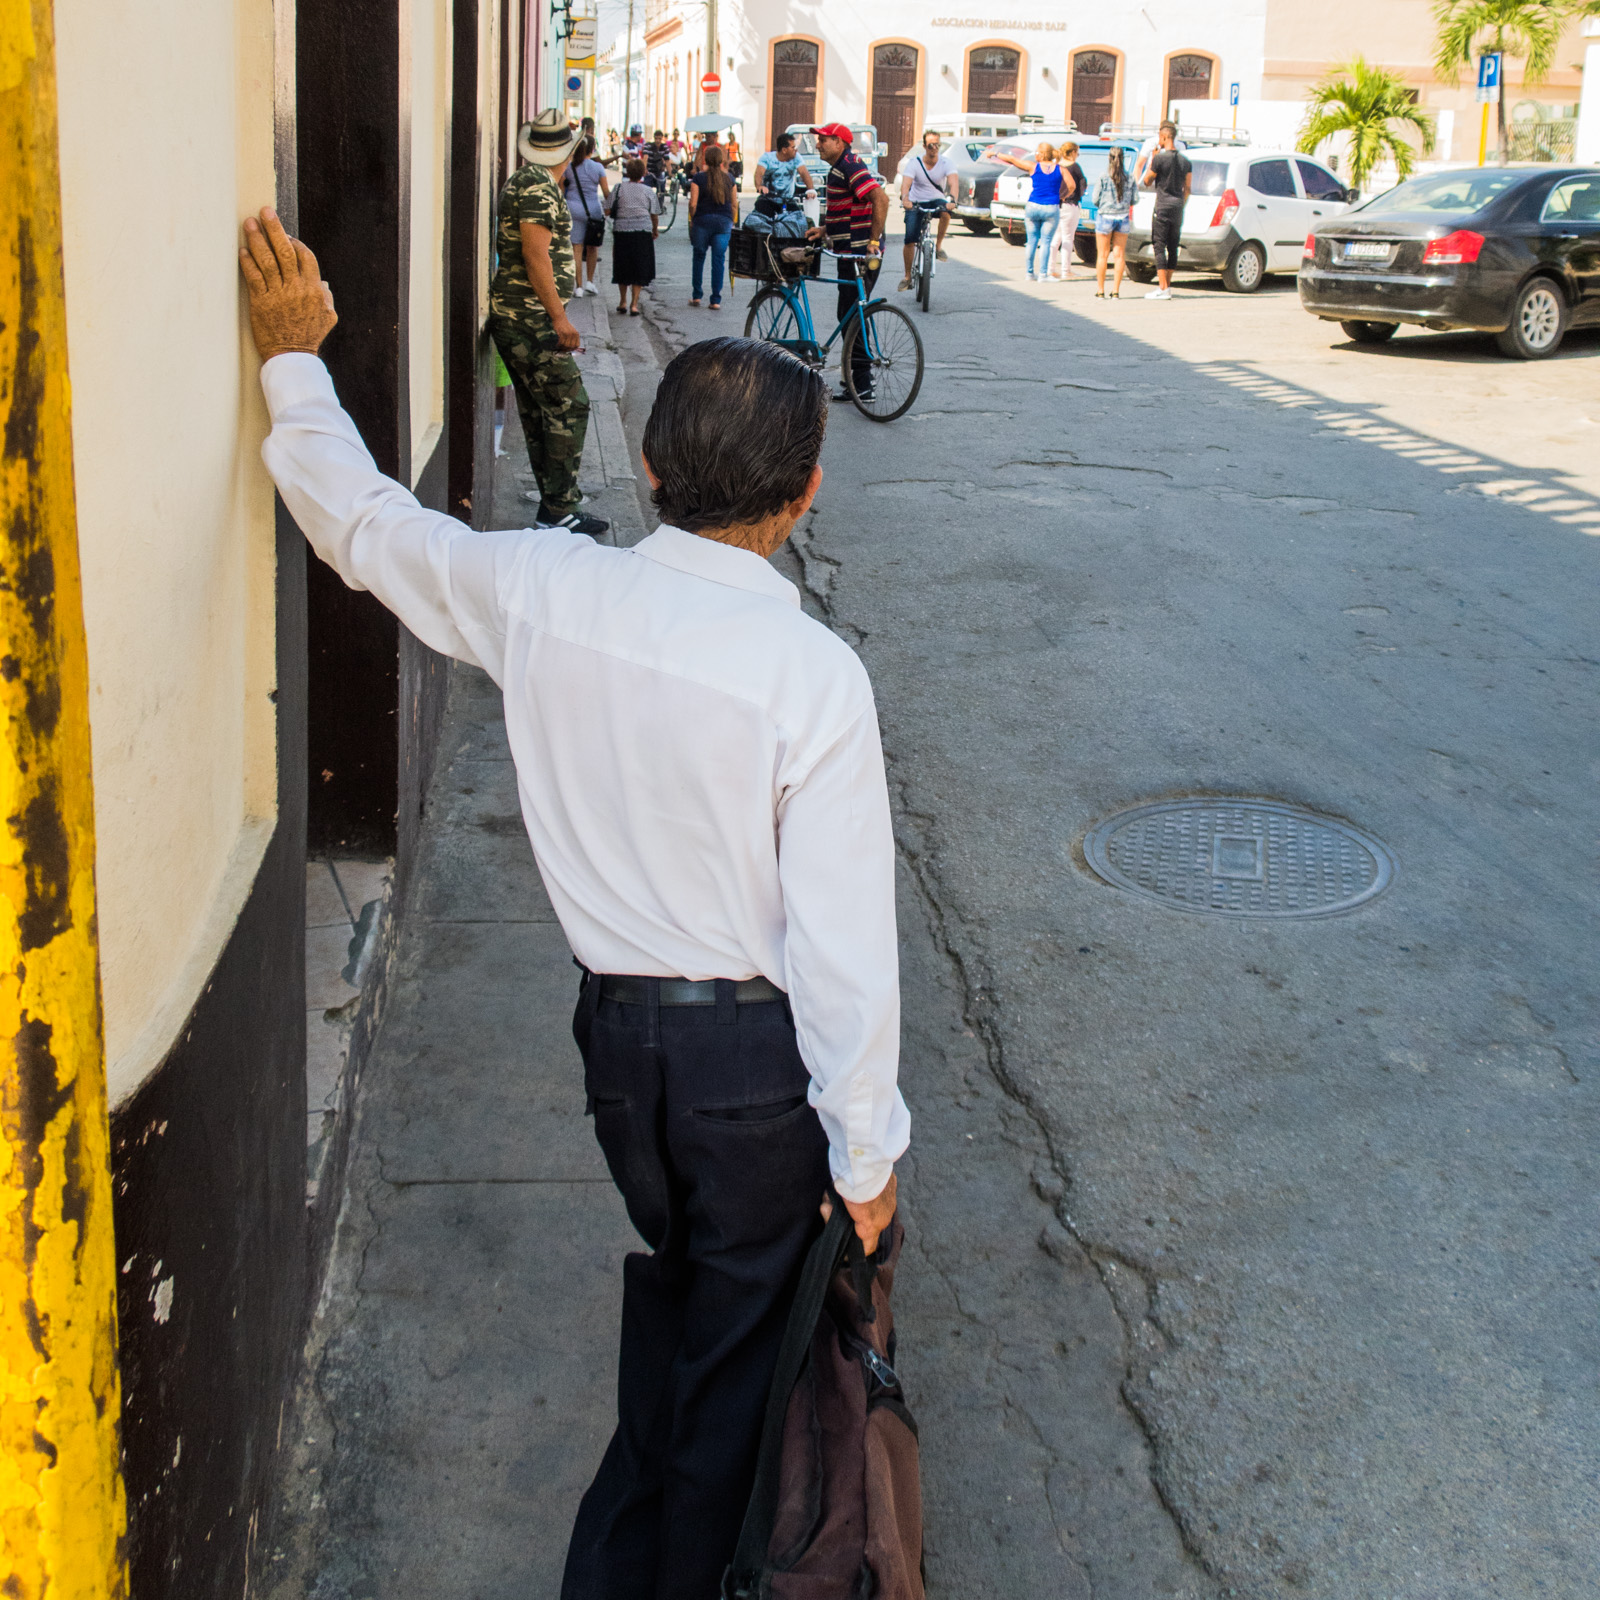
[1126,146,1355,291]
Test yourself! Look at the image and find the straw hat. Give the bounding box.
[518,107,580,167]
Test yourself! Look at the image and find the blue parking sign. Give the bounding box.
[1477,53,1501,91]
[1229,82,1239,107]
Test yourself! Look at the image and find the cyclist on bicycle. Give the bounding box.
[751,131,818,223]
[643,128,674,192]
[897,129,958,292]
[805,124,889,401]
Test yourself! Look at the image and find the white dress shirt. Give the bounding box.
[260,354,907,1201]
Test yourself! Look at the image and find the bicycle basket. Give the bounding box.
[772,240,821,280]
[729,227,774,280]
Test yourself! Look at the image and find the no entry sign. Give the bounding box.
[701,72,721,93]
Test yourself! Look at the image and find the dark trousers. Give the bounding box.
[836,255,881,392]
[1152,204,1183,271]
[561,975,831,1600]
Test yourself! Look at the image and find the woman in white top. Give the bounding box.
[563,137,611,295]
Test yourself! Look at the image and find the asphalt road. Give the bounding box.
[643,226,1599,1597]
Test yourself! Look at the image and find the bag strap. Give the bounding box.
[723,1203,853,1598]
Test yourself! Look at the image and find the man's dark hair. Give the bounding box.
[1159,119,1177,137]
[642,339,827,534]
[775,132,796,152]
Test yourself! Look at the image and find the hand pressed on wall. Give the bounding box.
[238,207,338,361]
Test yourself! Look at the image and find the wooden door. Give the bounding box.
[966,47,1019,116]
[872,44,918,175]
[772,39,818,147]
[1071,51,1116,135]
[1166,54,1214,113]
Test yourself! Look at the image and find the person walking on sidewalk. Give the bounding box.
[1048,141,1087,281]
[687,144,737,310]
[994,140,1065,282]
[488,109,608,537]
[1140,120,1191,300]
[806,122,889,400]
[896,128,958,291]
[238,216,906,1600]
[606,157,660,316]
[1092,145,1135,299]
[564,136,611,298]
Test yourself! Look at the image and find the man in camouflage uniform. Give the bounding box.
[489,108,608,537]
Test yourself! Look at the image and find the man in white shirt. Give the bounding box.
[238,207,906,1600]
[897,129,959,290]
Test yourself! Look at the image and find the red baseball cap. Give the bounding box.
[810,122,854,142]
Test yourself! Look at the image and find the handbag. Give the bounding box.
[568,163,605,248]
[722,1202,924,1600]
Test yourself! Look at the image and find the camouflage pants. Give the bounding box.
[490,317,590,516]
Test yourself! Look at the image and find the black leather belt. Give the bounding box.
[597,974,786,1007]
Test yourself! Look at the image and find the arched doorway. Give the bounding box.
[771,38,819,147]
[871,43,919,174]
[1071,50,1117,135]
[966,45,1020,116]
[1166,53,1215,113]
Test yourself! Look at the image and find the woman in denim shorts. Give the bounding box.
[1092,146,1135,299]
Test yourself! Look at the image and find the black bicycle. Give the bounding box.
[908,198,950,313]
[657,170,692,234]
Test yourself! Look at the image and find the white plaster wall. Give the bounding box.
[409,0,449,483]
[55,0,279,1106]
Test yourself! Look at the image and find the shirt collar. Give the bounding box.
[631,525,800,609]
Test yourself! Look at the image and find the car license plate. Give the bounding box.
[1343,241,1390,260]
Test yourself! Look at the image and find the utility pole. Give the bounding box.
[706,0,718,113]
[623,0,635,133]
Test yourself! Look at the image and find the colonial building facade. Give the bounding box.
[639,0,1587,172]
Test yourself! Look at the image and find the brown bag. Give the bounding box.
[722,1203,924,1600]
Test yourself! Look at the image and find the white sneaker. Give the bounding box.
[1145,287,1172,300]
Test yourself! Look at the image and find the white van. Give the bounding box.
[1126,146,1355,291]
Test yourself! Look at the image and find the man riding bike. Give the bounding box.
[897,128,958,292]
[751,130,819,223]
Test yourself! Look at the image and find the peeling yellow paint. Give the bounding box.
[0,2,129,1597]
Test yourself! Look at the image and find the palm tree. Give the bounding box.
[1297,58,1436,194]
[1432,0,1563,164]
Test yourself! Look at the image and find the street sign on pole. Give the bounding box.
[1229,81,1239,132]
[701,72,721,93]
[1476,52,1501,102]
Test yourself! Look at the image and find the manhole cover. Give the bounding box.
[1082,799,1395,919]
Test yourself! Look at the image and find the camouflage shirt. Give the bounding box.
[490,163,574,329]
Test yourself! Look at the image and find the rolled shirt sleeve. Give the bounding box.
[777,701,908,1202]
[259,353,528,679]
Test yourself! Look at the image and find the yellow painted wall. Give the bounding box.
[54,0,279,1106]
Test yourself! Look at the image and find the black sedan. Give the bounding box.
[944,138,1014,236]
[1299,166,1600,358]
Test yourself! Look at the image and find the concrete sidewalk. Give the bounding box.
[261,235,1210,1597]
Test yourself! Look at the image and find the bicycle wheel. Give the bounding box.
[744,285,805,350]
[842,302,923,422]
[660,184,679,233]
[917,235,933,313]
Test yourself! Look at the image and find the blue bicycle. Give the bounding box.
[741,244,925,422]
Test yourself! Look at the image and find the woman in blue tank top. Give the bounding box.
[995,141,1064,282]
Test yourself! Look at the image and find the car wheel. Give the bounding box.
[1125,261,1157,284]
[1222,240,1266,293]
[1494,277,1567,360]
[1002,227,1025,247]
[1340,320,1399,344]
[962,218,994,236]
[1075,233,1098,265]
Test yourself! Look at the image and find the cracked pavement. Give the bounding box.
[263,225,1598,1599]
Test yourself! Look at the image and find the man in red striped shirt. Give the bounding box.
[807,124,889,399]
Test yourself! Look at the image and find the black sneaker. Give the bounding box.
[536,505,610,538]
[835,384,875,403]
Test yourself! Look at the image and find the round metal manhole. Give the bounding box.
[1082,798,1396,919]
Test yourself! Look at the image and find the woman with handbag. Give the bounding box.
[605,157,660,316]
[563,136,611,296]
